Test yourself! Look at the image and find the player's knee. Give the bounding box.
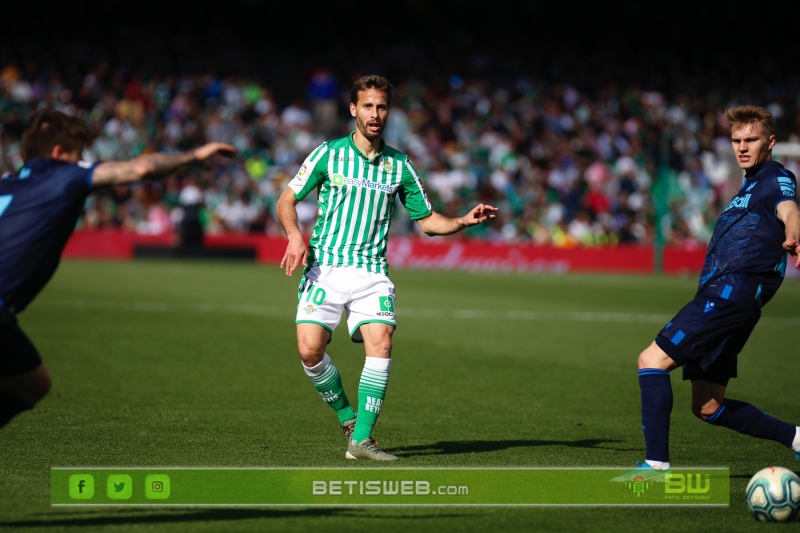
[637,347,658,369]
[637,342,674,370]
[691,400,721,421]
[365,336,392,358]
[297,344,325,367]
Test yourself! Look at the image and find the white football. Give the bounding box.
[745,466,800,522]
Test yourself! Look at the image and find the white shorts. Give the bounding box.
[296,265,396,343]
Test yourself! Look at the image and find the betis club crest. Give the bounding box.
[626,475,653,497]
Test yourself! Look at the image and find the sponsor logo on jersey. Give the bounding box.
[298,164,308,177]
[723,193,751,212]
[703,301,715,313]
[365,396,383,414]
[330,155,356,162]
[332,176,395,194]
[303,304,316,315]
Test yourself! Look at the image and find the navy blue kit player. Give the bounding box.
[0,109,236,430]
[620,106,800,478]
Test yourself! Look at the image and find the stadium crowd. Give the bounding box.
[1,60,797,247]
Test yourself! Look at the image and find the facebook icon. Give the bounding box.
[68,475,94,499]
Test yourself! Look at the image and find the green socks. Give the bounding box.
[352,356,391,443]
[303,353,355,424]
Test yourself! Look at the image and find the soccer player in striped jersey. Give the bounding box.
[277,75,497,460]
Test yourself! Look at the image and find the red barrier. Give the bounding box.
[61,230,707,274]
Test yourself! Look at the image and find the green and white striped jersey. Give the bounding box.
[289,133,432,275]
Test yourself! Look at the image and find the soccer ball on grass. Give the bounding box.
[745,466,800,522]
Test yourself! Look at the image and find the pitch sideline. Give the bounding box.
[32,299,800,326]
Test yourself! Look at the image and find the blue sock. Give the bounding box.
[0,391,33,429]
[639,369,672,462]
[704,399,795,447]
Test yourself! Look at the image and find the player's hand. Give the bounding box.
[280,234,308,276]
[460,204,498,227]
[193,143,238,169]
[782,237,800,269]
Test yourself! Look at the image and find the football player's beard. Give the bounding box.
[357,116,383,140]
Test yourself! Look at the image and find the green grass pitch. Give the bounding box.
[1,259,799,532]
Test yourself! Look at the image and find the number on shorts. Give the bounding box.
[304,284,326,305]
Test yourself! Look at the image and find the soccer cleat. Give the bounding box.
[793,427,800,462]
[610,461,671,483]
[341,417,357,444]
[345,437,398,461]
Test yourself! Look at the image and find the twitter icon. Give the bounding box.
[107,474,133,499]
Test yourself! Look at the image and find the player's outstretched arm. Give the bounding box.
[91,143,237,187]
[416,204,498,237]
[276,187,308,276]
[778,200,800,269]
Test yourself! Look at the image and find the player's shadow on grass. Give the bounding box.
[5,509,465,528]
[391,438,625,457]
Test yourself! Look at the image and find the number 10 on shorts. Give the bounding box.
[379,296,395,314]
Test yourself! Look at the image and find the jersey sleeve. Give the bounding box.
[763,169,797,217]
[62,161,99,199]
[288,143,329,201]
[398,157,433,220]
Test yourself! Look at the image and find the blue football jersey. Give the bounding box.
[697,160,797,319]
[0,158,97,318]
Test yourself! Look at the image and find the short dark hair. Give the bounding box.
[21,109,90,162]
[724,105,775,138]
[350,75,394,105]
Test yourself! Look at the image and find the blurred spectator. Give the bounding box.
[4,47,795,248]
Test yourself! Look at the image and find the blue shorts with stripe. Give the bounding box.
[654,294,755,386]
